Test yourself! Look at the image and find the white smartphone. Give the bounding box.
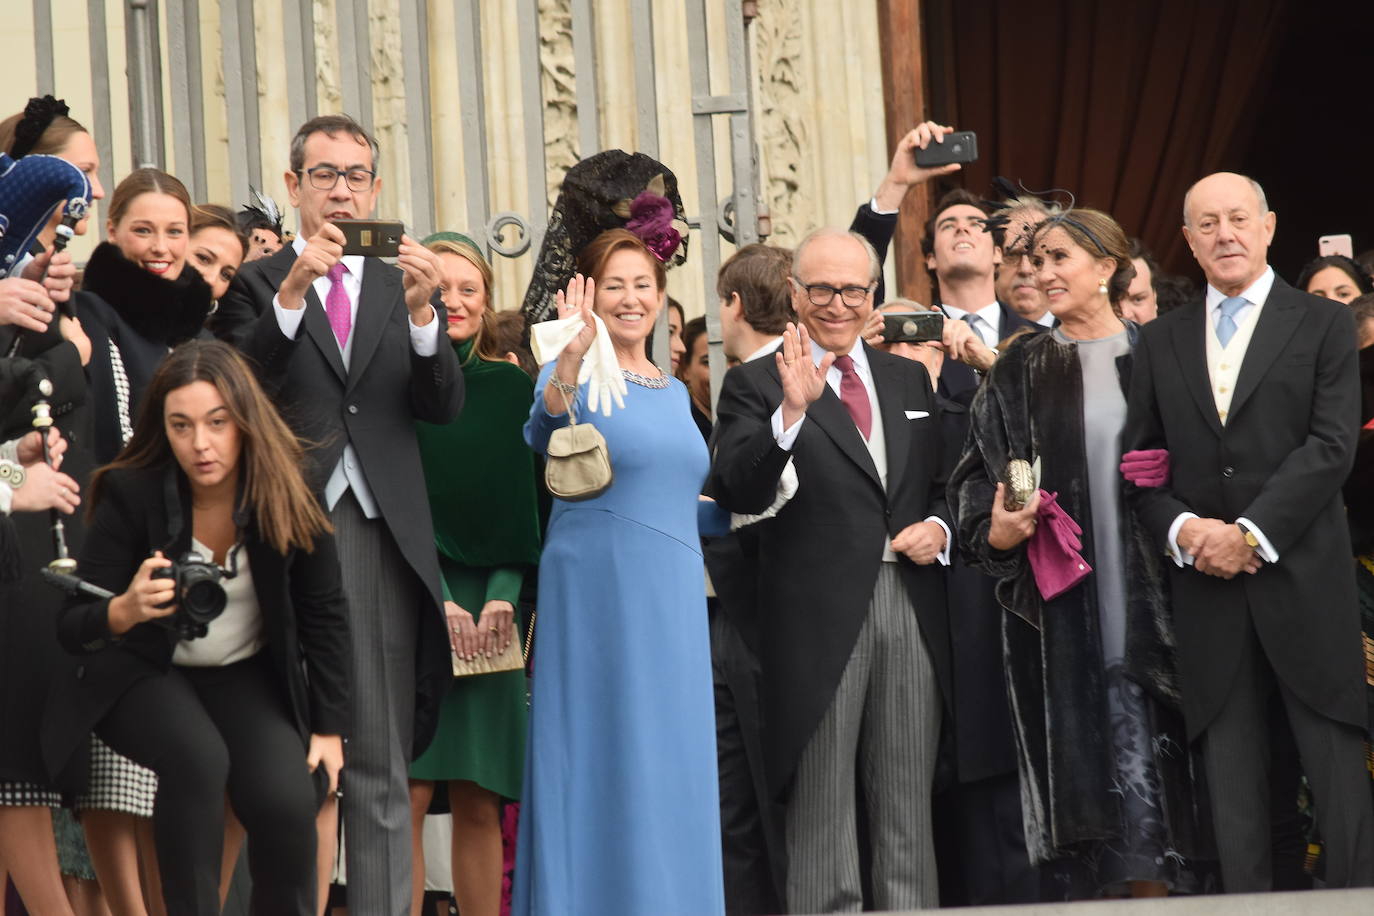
[1319,234,1354,259]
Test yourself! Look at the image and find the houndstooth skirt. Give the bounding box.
[0,780,61,807]
[74,735,157,817]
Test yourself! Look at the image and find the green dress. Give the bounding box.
[409,337,542,799]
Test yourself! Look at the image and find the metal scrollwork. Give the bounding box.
[486,211,535,258]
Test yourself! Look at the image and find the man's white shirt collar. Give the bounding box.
[1205,265,1275,313]
[745,336,783,363]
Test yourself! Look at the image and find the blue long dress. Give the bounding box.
[514,364,725,916]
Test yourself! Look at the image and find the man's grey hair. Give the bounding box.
[994,195,1062,221]
[1182,173,1268,227]
[792,227,882,285]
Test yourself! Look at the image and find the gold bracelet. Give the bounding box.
[548,376,578,396]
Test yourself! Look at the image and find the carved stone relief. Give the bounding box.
[752,0,808,248]
[539,0,578,209]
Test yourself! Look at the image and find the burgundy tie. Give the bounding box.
[325,262,351,348]
[833,354,872,440]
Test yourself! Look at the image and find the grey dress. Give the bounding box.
[1045,327,1188,896]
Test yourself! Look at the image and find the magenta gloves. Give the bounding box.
[1120,448,1169,488]
[1026,489,1092,602]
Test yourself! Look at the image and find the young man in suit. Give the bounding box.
[922,190,1041,402]
[710,228,952,911]
[1125,171,1374,892]
[215,115,463,914]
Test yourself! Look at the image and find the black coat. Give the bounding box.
[709,344,952,796]
[74,242,216,464]
[1124,280,1364,737]
[43,463,351,793]
[949,325,1202,864]
[215,246,463,756]
[849,199,1041,785]
[0,320,90,788]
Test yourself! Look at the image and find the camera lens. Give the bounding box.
[180,568,227,623]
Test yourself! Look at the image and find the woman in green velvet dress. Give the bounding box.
[407,232,541,916]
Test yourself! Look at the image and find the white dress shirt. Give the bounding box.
[271,236,440,518]
[940,301,1003,348]
[1165,266,1279,566]
[769,339,950,564]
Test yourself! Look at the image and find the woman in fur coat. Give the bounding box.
[949,208,1209,899]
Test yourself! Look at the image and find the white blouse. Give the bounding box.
[171,536,264,667]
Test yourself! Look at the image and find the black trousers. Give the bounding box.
[712,608,785,915]
[939,773,1040,906]
[1202,623,1374,892]
[96,653,320,915]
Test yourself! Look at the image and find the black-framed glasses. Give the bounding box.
[794,277,875,307]
[299,165,376,192]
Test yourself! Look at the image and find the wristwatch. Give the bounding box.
[1237,522,1260,550]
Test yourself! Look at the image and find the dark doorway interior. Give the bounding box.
[918,0,1374,285]
[1234,0,1374,283]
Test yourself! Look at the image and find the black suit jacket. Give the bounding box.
[709,344,952,795]
[215,246,463,755]
[44,464,352,792]
[1124,279,1365,737]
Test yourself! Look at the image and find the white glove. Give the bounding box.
[730,458,799,530]
[530,312,628,417]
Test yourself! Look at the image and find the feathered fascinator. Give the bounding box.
[521,150,688,324]
[238,186,284,237]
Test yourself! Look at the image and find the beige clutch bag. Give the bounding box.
[452,612,536,678]
[1003,457,1040,511]
[544,387,613,501]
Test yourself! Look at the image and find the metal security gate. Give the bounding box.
[28,0,764,385]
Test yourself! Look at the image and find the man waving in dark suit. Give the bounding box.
[214,115,463,914]
[710,228,952,911]
[1124,171,1374,892]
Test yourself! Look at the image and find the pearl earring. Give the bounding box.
[1097,277,1108,295]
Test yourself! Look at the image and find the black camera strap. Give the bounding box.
[161,463,244,580]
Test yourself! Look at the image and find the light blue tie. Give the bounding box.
[1215,296,1246,348]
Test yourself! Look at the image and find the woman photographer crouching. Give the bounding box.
[47,339,350,914]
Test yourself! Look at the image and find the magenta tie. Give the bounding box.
[833,354,872,440]
[325,262,351,348]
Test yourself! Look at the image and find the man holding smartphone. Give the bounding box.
[217,114,463,915]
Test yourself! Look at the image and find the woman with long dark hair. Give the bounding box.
[46,340,350,914]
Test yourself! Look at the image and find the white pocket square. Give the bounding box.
[904,410,930,420]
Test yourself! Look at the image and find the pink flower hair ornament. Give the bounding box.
[613,174,685,263]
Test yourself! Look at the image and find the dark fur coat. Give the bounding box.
[948,324,1208,866]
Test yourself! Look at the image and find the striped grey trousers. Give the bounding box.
[785,562,941,912]
[332,492,420,915]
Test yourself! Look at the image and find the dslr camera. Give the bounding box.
[152,551,229,640]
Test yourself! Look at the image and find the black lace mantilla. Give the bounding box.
[520,150,688,326]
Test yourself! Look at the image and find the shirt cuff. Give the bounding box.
[925,516,952,566]
[770,406,805,451]
[0,481,11,516]
[272,294,306,340]
[869,197,899,216]
[1166,512,1199,568]
[409,306,440,356]
[1236,517,1279,563]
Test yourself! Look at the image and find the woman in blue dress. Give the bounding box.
[515,228,724,915]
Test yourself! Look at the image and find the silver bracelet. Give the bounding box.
[548,376,578,396]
